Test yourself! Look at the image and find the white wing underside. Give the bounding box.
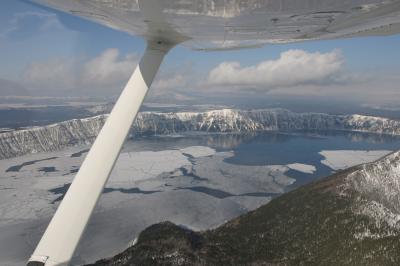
[33,0,400,50]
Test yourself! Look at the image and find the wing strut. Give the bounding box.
[27,40,174,266]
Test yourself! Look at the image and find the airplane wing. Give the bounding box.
[27,1,400,265]
[32,0,400,50]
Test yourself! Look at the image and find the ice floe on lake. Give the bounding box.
[319,150,392,170]
[287,163,316,174]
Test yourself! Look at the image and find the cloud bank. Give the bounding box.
[22,48,138,95]
[21,48,191,97]
[208,49,345,89]
[5,47,398,108]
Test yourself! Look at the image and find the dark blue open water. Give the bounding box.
[126,130,400,190]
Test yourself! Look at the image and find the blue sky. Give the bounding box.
[0,0,399,109]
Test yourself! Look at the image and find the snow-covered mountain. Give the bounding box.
[134,109,400,135]
[1,108,400,159]
[341,151,400,239]
[0,115,107,159]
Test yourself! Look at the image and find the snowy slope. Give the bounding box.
[341,151,400,238]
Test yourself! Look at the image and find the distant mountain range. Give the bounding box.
[88,150,400,266]
[0,108,400,159]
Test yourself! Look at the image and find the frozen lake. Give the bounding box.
[1,130,400,265]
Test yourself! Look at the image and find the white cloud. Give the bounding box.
[22,58,78,90]
[1,12,63,39]
[208,49,345,89]
[153,74,186,90]
[81,48,138,88]
[22,48,138,95]
[21,48,189,97]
